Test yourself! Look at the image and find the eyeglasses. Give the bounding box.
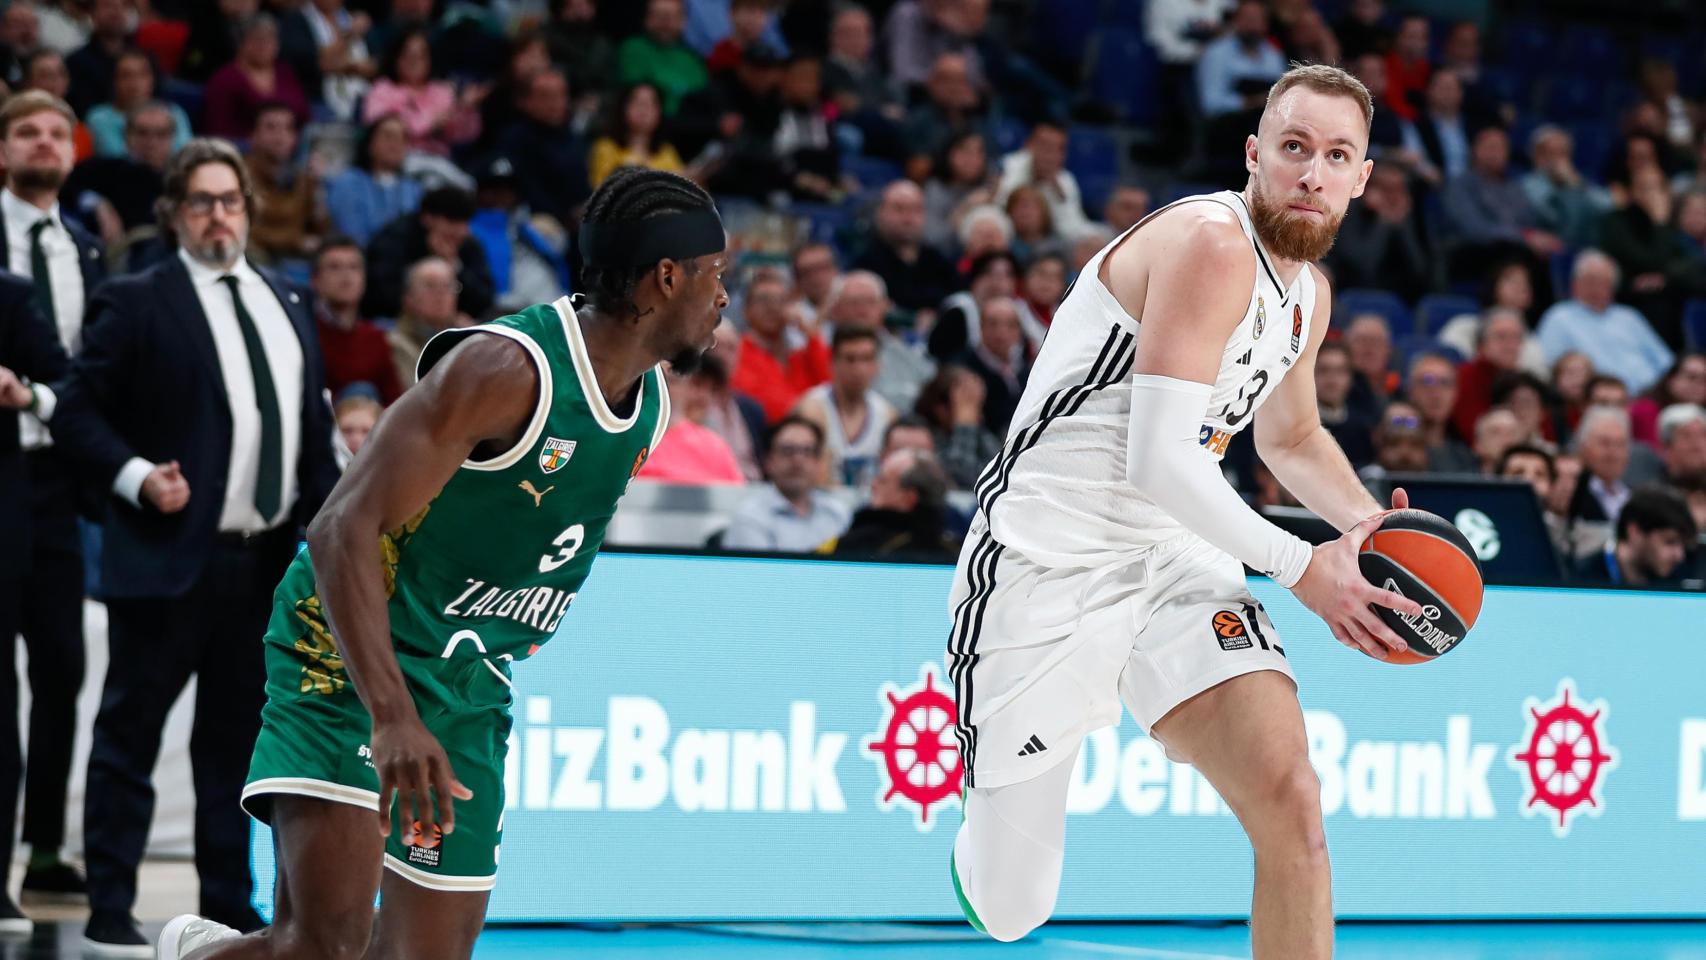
[415,278,463,294]
[771,443,820,458]
[129,125,174,139]
[1416,373,1455,387]
[1384,413,1421,430]
[183,191,247,215]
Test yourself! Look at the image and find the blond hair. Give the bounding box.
[1265,63,1374,132]
[0,89,75,139]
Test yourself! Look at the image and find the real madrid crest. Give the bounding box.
[1253,296,1265,339]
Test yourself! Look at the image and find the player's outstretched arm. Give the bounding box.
[1252,266,1386,532]
[305,332,539,840]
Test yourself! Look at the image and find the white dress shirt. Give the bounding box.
[5,187,87,449]
[113,251,305,533]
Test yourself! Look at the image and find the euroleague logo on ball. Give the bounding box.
[865,664,963,831]
[1508,679,1619,838]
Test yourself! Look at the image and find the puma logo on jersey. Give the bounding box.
[519,480,555,506]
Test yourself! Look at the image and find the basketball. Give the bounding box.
[1358,510,1485,664]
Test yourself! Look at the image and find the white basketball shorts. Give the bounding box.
[946,526,1295,789]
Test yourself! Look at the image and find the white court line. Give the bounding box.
[1037,938,1246,960]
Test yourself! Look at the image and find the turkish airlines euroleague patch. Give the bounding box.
[1212,610,1252,651]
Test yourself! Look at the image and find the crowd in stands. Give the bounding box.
[0,0,1702,585]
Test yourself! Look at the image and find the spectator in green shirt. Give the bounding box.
[617,0,708,115]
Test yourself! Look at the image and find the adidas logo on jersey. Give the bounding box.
[1018,735,1048,757]
[1236,349,1252,366]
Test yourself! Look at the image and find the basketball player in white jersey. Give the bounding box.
[946,65,1425,958]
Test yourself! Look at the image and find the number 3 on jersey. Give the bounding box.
[1220,369,1269,427]
[539,524,585,573]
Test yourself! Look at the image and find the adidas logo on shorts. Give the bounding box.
[1018,735,1048,757]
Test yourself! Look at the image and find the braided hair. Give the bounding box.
[579,166,718,319]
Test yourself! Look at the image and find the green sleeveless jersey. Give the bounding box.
[275,298,669,691]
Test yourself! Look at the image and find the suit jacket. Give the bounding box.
[0,272,70,579]
[0,199,107,303]
[50,256,339,599]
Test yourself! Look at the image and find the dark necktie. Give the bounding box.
[28,218,54,322]
[220,274,283,522]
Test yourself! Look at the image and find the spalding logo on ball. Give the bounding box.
[1357,509,1485,664]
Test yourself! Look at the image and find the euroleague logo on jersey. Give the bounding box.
[1290,304,1303,353]
[865,664,962,831]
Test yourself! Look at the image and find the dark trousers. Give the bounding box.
[83,528,293,928]
[0,454,88,871]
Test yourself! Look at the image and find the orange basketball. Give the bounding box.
[1357,509,1485,664]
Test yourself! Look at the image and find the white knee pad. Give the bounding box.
[952,747,1076,942]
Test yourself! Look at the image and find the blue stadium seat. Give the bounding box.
[991,116,1029,155]
[1416,294,1481,336]
[788,203,853,248]
[1032,0,1102,68]
[841,155,902,191]
[1336,288,1413,336]
[1395,333,1463,367]
[1550,249,1577,300]
[1076,172,1118,221]
[1568,120,1615,180]
[1090,27,1162,128]
[1497,21,1554,75]
[1067,127,1119,184]
[1104,0,1147,28]
[1539,74,1604,123]
[1685,299,1706,351]
[1558,26,1624,78]
[1476,66,1531,114]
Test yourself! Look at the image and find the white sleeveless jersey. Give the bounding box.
[974,190,1316,568]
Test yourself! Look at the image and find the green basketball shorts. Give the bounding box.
[241,606,514,893]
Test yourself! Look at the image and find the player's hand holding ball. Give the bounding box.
[1290,488,1426,661]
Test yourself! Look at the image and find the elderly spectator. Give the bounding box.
[362,26,484,159]
[1102,185,1151,234]
[1569,405,1636,527]
[923,130,996,252]
[793,327,898,488]
[1360,401,1430,480]
[952,294,1030,434]
[323,114,423,247]
[1574,486,1697,587]
[722,416,852,551]
[1451,307,1527,440]
[1600,165,1702,350]
[956,204,1013,263]
[386,256,469,388]
[363,186,495,320]
[497,68,592,224]
[85,48,192,159]
[853,180,962,322]
[1537,250,1673,395]
[1345,312,1397,419]
[931,251,1045,363]
[636,364,746,485]
[246,103,327,265]
[588,82,686,189]
[618,0,709,115]
[311,237,401,405]
[1405,352,1477,473]
[1437,261,1550,375]
[1631,354,1706,447]
[1473,407,1524,474]
[1315,340,1375,468]
[61,100,171,240]
[914,366,1001,489]
[1196,0,1286,118]
[828,270,935,412]
[731,271,832,423]
[52,139,338,951]
[1325,162,1432,303]
[1660,403,1706,487]
[994,120,1096,244]
[828,446,957,560]
[203,14,310,140]
[1521,124,1610,249]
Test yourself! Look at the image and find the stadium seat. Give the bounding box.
[1336,288,1413,335]
[1395,333,1462,367]
[1540,74,1604,123]
[1476,66,1531,115]
[1032,0,1102,69]
[1105,0,1147,28]
[1550,249,1577,300]
[1568,120,1615,180]
[1077,172,1118,220]
[841,155,903,191]
[991,116,1029,155]
[1497,20,1555,75]
[1684,299,1706,351]
[1090,28,1162,128]
[1416,294,1481,336]
[1558,26,1624,78]
[1067,127,1120,184]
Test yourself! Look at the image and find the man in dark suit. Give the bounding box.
[0,88,106,906]
[1573,487,1697,587]
[52,138,340,954]
[0,272,70,932]
[951,295,1030,436]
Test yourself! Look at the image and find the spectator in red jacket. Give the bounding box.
[312,238,403,405]
[730,270,831,423]
[1452,307,1526,441]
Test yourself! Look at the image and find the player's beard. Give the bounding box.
[10,165,66,194]
[666,344,706,375]
[1249,180,1344,263]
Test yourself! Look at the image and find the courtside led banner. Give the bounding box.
[252,553,1706,920]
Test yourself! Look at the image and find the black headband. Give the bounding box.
[577,209,726,268]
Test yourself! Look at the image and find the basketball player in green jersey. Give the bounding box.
[157,169,730,960]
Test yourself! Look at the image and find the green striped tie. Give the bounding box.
[28,219,54,322]
[220,275,283,522]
